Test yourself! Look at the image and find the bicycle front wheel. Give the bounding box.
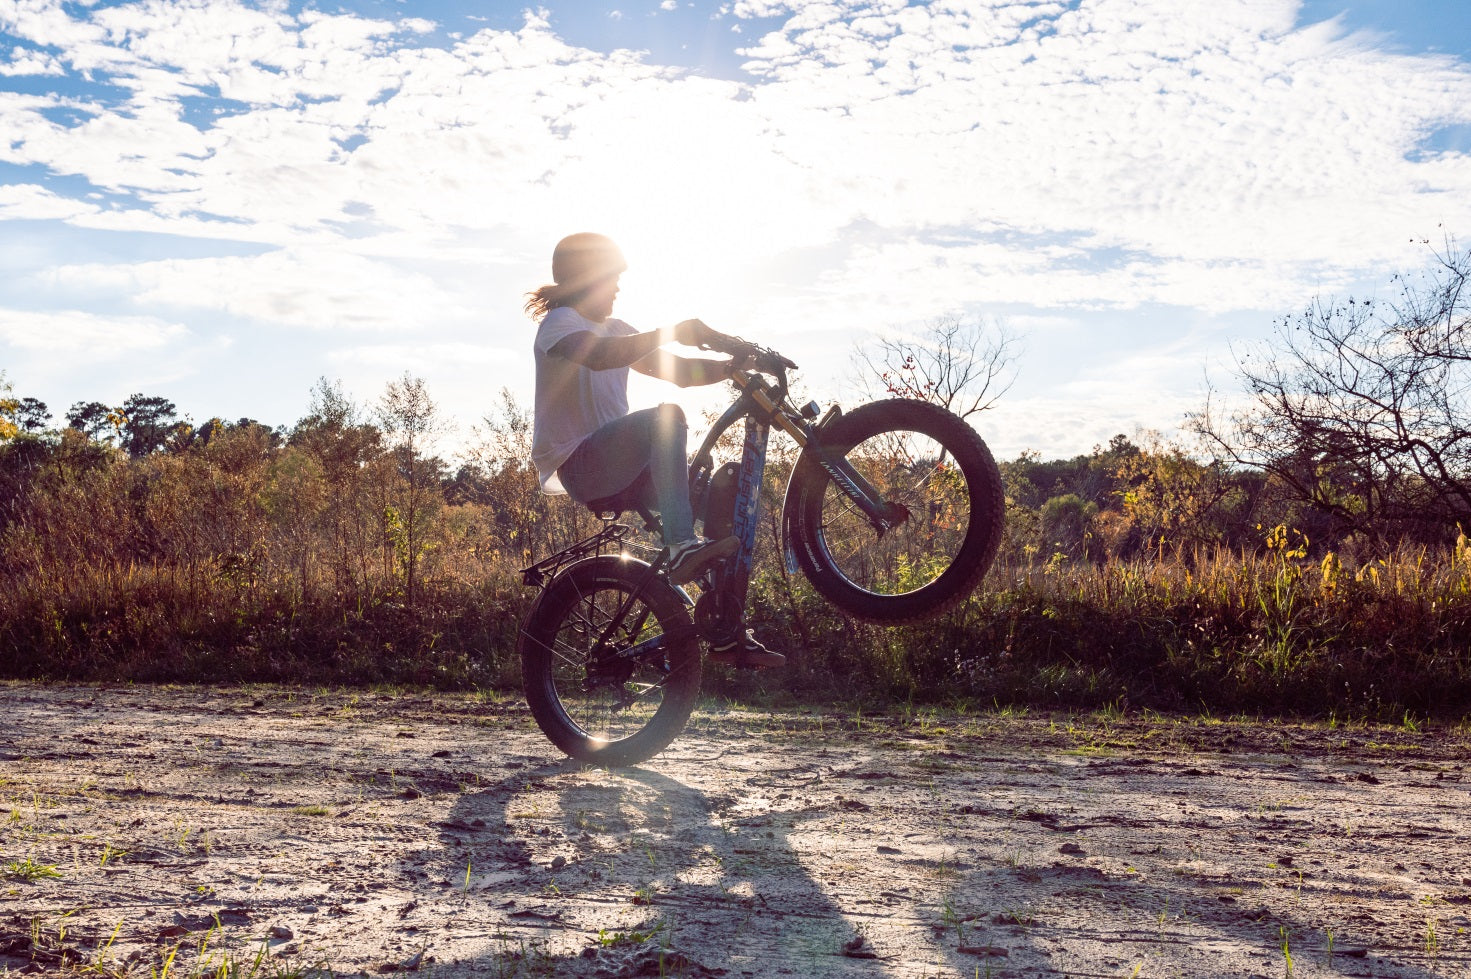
[518,556,701,767]
[785,399,1004,624]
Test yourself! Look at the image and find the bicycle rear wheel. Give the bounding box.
[785,399,1004,624]
[518,556,701,766]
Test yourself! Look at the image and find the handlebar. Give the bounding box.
[701,332,797,377]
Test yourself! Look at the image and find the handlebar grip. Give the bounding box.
[703,333,756,357]
[756,349,798,373]
[703,332,796,373]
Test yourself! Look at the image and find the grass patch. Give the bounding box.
[289,805,332,817]
[2,857,62,881]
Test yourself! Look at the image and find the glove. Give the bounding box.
[673,318,720,348]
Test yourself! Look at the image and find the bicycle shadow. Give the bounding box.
[433,756,887,977]
[410,711,1468,979]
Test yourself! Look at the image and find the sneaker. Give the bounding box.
[708,630,786,669]
[665,535,739,585]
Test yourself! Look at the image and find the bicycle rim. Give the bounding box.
[816,426,974,597]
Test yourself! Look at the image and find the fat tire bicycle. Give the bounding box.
[518,334,1005,766]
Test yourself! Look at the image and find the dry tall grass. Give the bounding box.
[745,530,1471,718]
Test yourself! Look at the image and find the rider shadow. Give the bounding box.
[434,758,885,977]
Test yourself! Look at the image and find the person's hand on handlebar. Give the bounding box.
[669,319,797,374]
[673,318,722,349]
[724,351,756,375]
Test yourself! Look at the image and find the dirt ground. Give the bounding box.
[3,683,1471,978]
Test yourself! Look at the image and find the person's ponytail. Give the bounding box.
[523,284,564,319]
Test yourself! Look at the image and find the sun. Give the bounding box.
[607,217,773,329]
[544,115,838,336]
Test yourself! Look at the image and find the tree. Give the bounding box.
[377,373,450,605]
[118,394,180,458]
[1001,434,1136,511]
[14,398,50,433]
[462,388,596,557]
[232,418,285,450]
[66,401,122,443]
[1039,493,1097,561]
[292,380,380,484]
[0,373,16,440]
[1192,243,1471,546]
[290,378,383,589]
[189,417,283,453]
[1114,433,1244,553]
[852,314,1020,422]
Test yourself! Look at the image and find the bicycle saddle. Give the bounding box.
[583,470,659,531]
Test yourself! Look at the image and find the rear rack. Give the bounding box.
[519,523,659,588]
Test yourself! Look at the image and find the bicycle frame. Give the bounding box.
[521,355,905,661]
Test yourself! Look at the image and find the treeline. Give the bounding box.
[3,365,1471,718]
[1012,244,1471,563]
[0,376,589,688]
[1005,433,1377,565]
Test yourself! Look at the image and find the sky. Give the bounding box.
[2,0,1470,461]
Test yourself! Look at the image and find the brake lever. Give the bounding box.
[757,349,798,373]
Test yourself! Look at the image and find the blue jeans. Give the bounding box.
[558,404,694,544]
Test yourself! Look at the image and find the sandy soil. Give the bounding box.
[3,683,1470,978]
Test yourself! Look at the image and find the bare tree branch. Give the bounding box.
[1189,243,1471,543]
[851,314,1021,422]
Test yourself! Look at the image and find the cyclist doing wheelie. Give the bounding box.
[518,239,1005,764]
[525,232,785,669]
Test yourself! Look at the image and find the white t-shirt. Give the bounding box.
[531,306,638,494]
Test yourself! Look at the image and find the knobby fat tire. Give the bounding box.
[518,556,702,766]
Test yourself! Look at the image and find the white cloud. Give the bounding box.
[0,183,98,220]
[730,1,795,17]
[0,48,63,75]
[41,248,466,331]
[730,0,1471,272]
[330,341,519,371]
[2,0,1471,455]
[5,0,1465,293]
[0,307,188,354]
[981,391,1200,460]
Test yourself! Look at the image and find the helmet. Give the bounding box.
[551,233,627,292]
